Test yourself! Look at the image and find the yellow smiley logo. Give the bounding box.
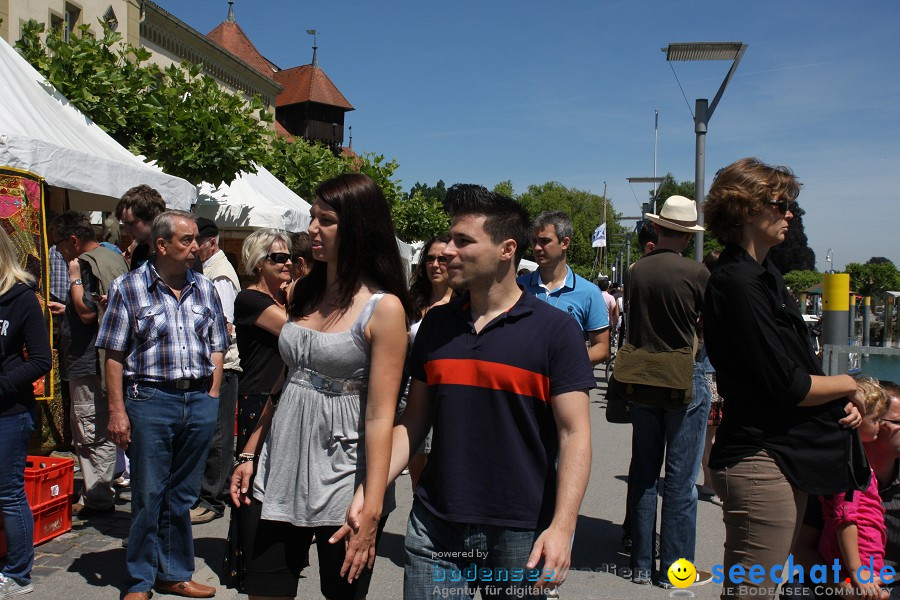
[667,558,697,588]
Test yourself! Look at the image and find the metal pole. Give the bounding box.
[823,273,851,372]
[625,233,632,272]
[653,110,659,207]
[849,294,857,341]
[694,98,708,262]
[862,296,871,346]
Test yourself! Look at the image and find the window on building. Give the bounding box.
[103,6,118,31]
[63,3,81,41]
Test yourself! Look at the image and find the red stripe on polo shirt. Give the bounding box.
[424,358,550,402]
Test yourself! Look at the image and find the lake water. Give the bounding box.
[858,353,900,383]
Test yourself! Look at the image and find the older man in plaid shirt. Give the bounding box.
[97,210,228,600]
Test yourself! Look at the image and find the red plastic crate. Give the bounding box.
[0,496,72,558]
[32,495,72,545]
[25,455,74,508]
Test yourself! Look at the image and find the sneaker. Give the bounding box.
[189,507,218,524]
[694,570,714,586]
[0,574,34,598]
[545,587,560,598]
[114,475,130,489]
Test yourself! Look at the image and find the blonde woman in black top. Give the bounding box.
[703,158,867,600]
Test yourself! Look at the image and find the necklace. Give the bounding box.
[250,283,284,307]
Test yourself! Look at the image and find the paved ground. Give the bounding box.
[21,368,728,599]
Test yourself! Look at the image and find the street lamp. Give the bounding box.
[826,248,834,273]
[662,41,747,261]
[627,176,667,215]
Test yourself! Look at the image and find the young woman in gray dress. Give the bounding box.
[231,173,411,600]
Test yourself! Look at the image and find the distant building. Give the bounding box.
[0,0,355,150]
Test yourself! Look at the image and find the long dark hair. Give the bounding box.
[409,233,452,321]
[289,173,413,321]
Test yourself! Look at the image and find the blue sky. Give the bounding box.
[157,0,900,271]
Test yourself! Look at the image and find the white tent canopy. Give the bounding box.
[195,164,311,231]
[0,36,195,210]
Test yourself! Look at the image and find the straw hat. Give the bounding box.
[645,195,705,233]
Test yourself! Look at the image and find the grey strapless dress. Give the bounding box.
[252,292,395,526]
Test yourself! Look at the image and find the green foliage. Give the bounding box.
[492,180,515,198]
[408,180,448,204]
[391,191,451,243]
[515,182,625,275]
[16,19,272,185]
[652,174,695,214]
[264,138,444,242]
[783,270,823,293]
[845,260,900,297]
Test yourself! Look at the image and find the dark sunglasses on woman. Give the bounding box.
[767,200,796,215]
[267,252,291,264]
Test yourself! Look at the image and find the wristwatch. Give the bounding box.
[70,278,83,286]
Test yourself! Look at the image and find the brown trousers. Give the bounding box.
[712,450,808,600]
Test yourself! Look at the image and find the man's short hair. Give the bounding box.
[637,220,659,251]
[290,231,312,263]
[597,277,611,292]
[151,210,194,245]
[533,210,574,245]
[51,211,96,242]
[444,184,531,264]
[116,185,166,222]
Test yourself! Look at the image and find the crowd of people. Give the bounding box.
[0,159,898,600]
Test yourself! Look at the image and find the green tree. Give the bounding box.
[407,180,448,204]
[516,182,625,276]
[651,174,695,214]
[16,20,273,185]
[493,180,515,198]
[783,270,823,293]
[845,260,900,297]
[391,192,451,243]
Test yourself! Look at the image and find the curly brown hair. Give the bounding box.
[703,157,801,245]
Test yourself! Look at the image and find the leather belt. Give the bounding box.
[132,378,210,392]
[289,368,366,395]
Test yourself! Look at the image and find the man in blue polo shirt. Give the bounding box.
[518,210,610,365]
[334,185,594,599]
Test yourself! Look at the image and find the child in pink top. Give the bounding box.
[818,378,889,598]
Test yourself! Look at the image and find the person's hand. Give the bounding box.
[849,569,888,599]
[98,294,109,310]
[48,301,66,316]
[68,258,81,279]
[108,409,131,449]
[526,525,574,591]
[230,461,256,507]
[839,401,863,429]
[330,485,375,583]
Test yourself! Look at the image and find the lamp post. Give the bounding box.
[663,41,747,261]
[826,248,834,273]
[627,176,667,215]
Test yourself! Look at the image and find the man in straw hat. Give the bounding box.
[618,195,712,587]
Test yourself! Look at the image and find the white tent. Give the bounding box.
[0,36,195,210]
[194,164,311,231]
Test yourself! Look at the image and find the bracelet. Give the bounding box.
[232,453,258,470]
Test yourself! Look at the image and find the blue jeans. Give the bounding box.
[0,410,35,585]
[404,499,547,599]
[124,384,218,592]
[628,372,710,582]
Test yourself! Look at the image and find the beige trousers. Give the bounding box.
[69,375,117,510]
[712,450,807,600]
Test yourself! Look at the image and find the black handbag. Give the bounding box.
[605,375,631,423]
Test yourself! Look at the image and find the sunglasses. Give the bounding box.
[266,252,292,264]
[767,200,796,215]
[425,254,448,265]
[882,418,900,426]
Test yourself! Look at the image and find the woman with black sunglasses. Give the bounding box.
[223,229,293,590]
[231,174,412,600]
[702,157,868,600]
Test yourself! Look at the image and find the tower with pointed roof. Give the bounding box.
[205,1,353,153]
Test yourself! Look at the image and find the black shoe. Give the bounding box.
[73,503,115,518]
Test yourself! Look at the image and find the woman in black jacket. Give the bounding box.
[0,228,52,598]
[702,158,866,600]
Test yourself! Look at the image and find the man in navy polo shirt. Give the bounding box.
[518,210,610,365]
[334,185,594,599]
